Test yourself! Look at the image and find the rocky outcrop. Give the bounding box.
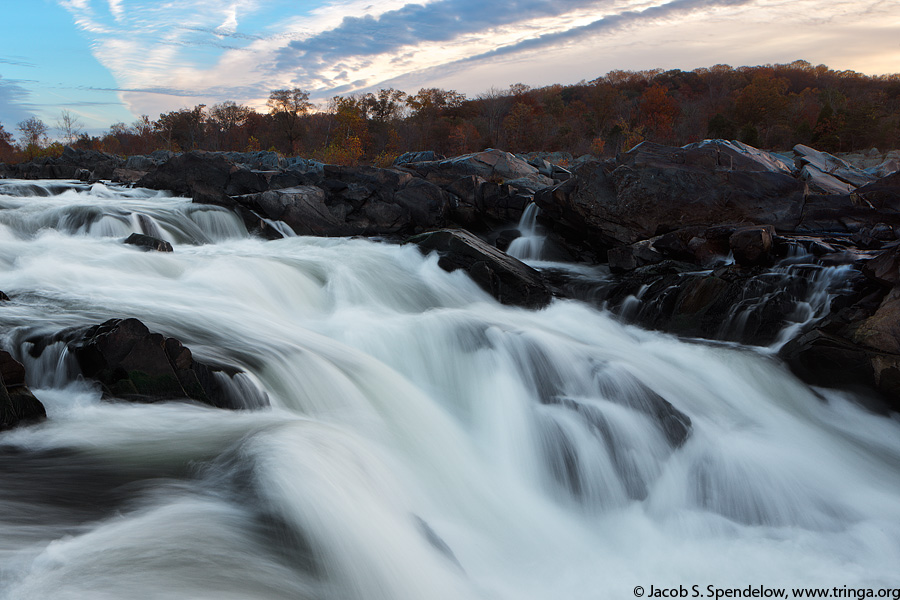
[402,149,554,189]
[409,229,553,308]
[798,171,900,234]
[535,142,806,251]
[136,151,273,205]
[794,144,876,193]
[6,147,124,181]
[0,350,46,431]
[234,164,452,236]
[66,318,266,409]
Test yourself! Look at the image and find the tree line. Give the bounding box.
[2,60,899,166]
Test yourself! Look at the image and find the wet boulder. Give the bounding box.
[409,229,553,308]
[123,233,173,252]
[0,350,46,431]
[67,318,266,410]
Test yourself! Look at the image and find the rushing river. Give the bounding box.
[0,180,899,600]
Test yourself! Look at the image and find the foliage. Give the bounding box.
[4,61,900,167]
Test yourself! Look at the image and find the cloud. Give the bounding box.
[0,77,36,130]
[459,0,756,62]
[275,0,605,70]
[0,57,37,68]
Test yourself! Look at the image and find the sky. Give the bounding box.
[1,0,898,139]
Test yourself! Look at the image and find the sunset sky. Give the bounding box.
[1,0,898,137]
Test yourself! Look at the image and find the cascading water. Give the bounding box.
[506,202,545,261]
[1,180,899,599]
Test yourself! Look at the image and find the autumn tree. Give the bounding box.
[209,101,252,150]
[503,102,536,152]
[0,122,15,162]
[361,88,406,153]
[267,88,314,154]
[638,83,679,143]
[17,117,48,159]
[734,73,790,147]
[476,86,511,146]
[154,105,207,151]
[324,95,369,165]
[406,88,466,150]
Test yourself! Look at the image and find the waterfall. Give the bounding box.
[507,202,546,261]
[1,180,899,599]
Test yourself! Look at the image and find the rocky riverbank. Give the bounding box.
[3,139,900,416]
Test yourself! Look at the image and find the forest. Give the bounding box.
[2,60,899,166]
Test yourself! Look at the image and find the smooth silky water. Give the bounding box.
[0,181,899,599]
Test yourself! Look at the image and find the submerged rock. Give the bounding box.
[123,233,174,252]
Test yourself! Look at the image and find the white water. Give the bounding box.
[1,181,899,599]
[507,202,545,261]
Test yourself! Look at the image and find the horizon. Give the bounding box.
[1,0,898,139]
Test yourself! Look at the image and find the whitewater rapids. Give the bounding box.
[0,180,898,599]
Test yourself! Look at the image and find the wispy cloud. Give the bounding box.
[0,57,37,68]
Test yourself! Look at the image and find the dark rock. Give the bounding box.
[111,168,148,184]
[391,178,451,229]
[5,147,124,181]
[67,318,267,409]
[404,149,553,190]
[235,166,450,237]
[494,229,521,252]
[535,142,805,250]
[851,223,895,249]
[136,151,239,205]
[0,350,47,431]
[863,245,900,287]
[799,172,900,234]
[729,225,775,267]
[123,233,173,252]
[409,229,553,308]
[608,239,665,272]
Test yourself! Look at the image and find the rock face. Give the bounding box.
[0,350,46,431]
[798,171,900,234]
[136,151,271,205]
[235,165,452,236]
[794,144,876,192]
[535,142,806,250]
[409,229,553,308]
[67,318,265,409]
